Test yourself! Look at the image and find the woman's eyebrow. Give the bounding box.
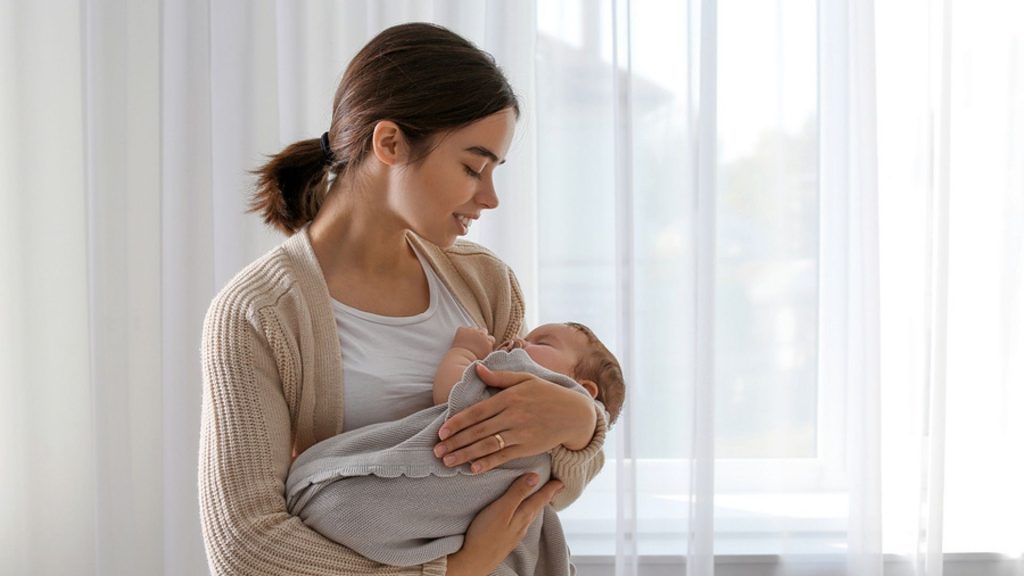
[464,146,506,165]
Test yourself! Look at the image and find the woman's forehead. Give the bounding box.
[443,109,515,157]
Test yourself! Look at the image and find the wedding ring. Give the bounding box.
[493,433,506,451]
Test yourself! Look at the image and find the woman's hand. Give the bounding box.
[446,473,563,576]
[434,364,597,474]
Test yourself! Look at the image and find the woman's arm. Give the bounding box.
[446,473,564,575]
[433,364,607,511]
[546,402,607,510]
[199,296,446,576]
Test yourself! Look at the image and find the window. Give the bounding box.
[535,0,837,557]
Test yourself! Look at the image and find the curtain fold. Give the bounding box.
[84,0,164,574]
[921,0,951,573]
[161,0,215,572]
[688,0,717,574]
[610,0,639,574]
[1,2,96,574]
[819,0,884,573]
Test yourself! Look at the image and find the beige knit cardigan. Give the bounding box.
[199,227,607,576]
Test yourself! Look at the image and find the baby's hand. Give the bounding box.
[497,338,527,352]
[452,327,496,360]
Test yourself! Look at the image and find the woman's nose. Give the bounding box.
[475,181,499,210]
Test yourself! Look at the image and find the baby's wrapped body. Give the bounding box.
[285,349,593,575]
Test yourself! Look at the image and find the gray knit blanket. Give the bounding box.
[285,349,593,574]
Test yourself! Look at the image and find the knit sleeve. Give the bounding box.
[506,266,527,341]
[198,294,447,576]
[547,403,607,511]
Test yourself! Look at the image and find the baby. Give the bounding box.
[434,322,624,421]
[285,322,624,575]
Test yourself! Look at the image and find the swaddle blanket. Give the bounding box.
[285,348,594,574]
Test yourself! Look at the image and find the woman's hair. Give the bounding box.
[566,322,626,427]
[249,22,520,235]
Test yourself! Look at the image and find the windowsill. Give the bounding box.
[563,488,851,556]
[563,460,1022,568]
[571,553,1024,576]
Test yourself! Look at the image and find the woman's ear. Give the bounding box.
[578,379,599,400]
[371,120,407,166]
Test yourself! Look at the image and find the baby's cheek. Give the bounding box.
[523,346,548,368]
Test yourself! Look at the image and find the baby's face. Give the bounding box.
[520,323,589,378]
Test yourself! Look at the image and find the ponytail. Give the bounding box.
[248,137,337,235]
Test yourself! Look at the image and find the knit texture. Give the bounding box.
[286,349,598,572]
[199,227,607,575]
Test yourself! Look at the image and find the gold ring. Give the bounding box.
[493,433,506,451]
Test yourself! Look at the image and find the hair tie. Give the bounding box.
[319,132,336,165]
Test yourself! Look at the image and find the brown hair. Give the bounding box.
[566,322,626,427]
[249,23,520,235]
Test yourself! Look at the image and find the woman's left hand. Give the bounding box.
[433,363,597,474]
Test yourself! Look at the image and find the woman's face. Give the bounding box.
[390,108,517,248]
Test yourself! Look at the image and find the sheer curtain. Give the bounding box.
[1,1,1021,576]
[1,2,537,574]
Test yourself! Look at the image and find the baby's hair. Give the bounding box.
[565,322,625,427]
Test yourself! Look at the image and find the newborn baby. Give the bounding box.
[285,322,624,575]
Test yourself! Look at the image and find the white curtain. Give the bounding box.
[1,1,1021,576]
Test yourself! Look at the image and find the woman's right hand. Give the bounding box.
[446,473,563,576]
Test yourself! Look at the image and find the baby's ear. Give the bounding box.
[578,379,599,400]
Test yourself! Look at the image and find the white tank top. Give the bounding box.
[332,242,478,431]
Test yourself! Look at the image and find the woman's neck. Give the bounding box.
[307,173,423,290]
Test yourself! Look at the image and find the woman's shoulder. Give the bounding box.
[207,245,299,321]
[210,227,328,316]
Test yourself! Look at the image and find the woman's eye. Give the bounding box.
[463,165,481,179]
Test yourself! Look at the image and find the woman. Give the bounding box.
[198,22,606,576]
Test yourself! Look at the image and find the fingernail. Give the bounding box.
[434,445,447,458]
[438,428,450,440]
[471,463,481,474]
[444,456,457,466]
[526,474,539,487]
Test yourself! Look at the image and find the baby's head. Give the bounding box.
[517,323,625,426]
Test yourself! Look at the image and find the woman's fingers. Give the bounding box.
[436,366,530,443]
[499,474,560,517]
[434,413,508,463]
[439,428,533,474]
[438,388,509,441]
[474,364,535,389]
[507,472,540,501]
[465,443,527,474]
[513,478,564,525]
